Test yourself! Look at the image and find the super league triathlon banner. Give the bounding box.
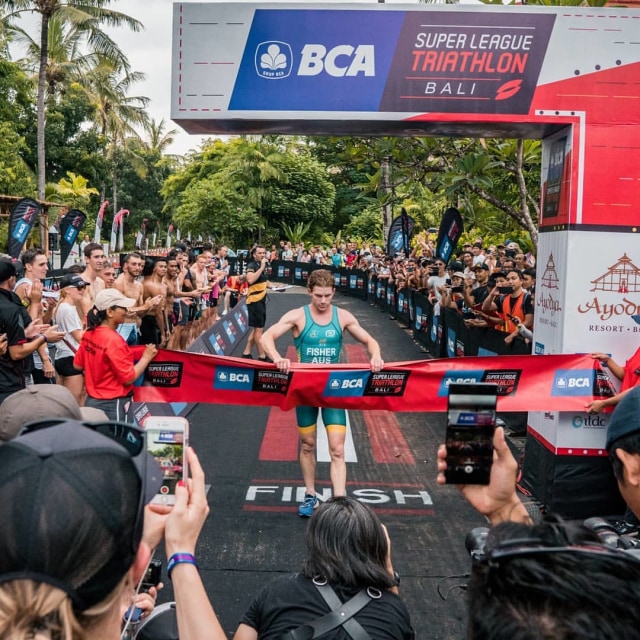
[132,351,615,413]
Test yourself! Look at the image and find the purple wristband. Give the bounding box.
[167,552,198,580]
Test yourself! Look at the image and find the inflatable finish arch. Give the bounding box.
[171,3,640,517]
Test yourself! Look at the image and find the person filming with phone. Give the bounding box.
[481,268,533,348]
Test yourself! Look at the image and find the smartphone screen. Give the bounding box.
[445,383,497,485]
[143,416,189,504]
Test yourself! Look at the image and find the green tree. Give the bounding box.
[0,122,36,196]
[2,0,142,203]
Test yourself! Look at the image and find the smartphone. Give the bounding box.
[143,416,189,505]
[498,286,513,294]
[141,559,162,591]
[445,383,497,485]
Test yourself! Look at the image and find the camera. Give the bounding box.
[583,517,640,550]
[429,267,439,276]
[505,249,517,258]
[451,285,463,293]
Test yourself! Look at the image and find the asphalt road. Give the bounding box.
[156,286,493,640]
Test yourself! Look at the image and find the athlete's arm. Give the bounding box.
[259,309,303,373]
[340,310,384,372]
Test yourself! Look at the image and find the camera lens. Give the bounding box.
[583,517,624,548]
[465,527,490,560]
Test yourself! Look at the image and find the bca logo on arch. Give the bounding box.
[256,41,374,80]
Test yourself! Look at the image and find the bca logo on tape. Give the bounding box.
[214,367,254,391]
[324,371,371,397]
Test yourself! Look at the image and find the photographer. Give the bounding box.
[439,271,466,312]
[426,259,448,305]
[437,420,640,638]
[481,269,533,345]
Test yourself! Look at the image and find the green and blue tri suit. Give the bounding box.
[294,305,346,431]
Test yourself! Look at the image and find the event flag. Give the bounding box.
[387,208,415,257]
[59,209,86,266]
[436,207,464,265]
[7,197,41,259]
[94,200,108,243]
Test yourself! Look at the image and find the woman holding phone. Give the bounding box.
[73,289,158,422]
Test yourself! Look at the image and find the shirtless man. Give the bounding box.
[113,252,161,345]
[141,256,168,346]
[260,269,384,516]
[100,264,116,289]
[79,243,106,318]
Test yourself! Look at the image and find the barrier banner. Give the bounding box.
[132,350,614,413]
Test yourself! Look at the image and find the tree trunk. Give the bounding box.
[381,157,393,245]
[37,13,50,248]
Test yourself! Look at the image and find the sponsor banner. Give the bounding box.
[379,11,555,114]
[7,198,41,259]
[132,351,612,413]
[564,231,640,365]
[540,129,572,226]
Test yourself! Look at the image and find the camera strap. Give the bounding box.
[286,583,374,640]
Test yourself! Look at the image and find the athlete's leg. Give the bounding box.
[297,406,320,495]
[322,408,347,497]
[253,326,265,358]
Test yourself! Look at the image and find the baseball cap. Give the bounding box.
[452,272,466,279]
[0,420,162,611]
[94,288,136,311]
[0,385,108,442]
[606,386,640,450]
[59,273,88,289]
[0,258,17,283]
[473,263,490,271]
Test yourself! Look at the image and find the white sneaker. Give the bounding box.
[221,309,228,316]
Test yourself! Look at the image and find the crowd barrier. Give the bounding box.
[269,261,532,359]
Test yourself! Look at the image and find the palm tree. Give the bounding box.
[79,60,149,213]
[144,117,179,156]
[1,0,142,204]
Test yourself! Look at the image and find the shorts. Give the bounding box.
[247,299,267,328]
[140,315,161,345]
[54,356,83,377]
[296,406,347,433]
[85,394,134,423]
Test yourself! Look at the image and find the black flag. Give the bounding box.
[436,207,464,265]
[59,208,87,266]
[387,208,415,257]
[7,197,41,259]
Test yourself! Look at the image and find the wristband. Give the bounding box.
[38,333,47,343]
[167,552,198,580]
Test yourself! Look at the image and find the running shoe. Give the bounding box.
[298,493,318,517]
[259,356,273,363]
[241,353,253,359]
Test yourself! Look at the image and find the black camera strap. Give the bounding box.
[286,583,374,640]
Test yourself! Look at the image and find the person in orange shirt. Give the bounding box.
[74,289,157,422]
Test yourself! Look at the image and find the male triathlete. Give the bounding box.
[260,269,383,517]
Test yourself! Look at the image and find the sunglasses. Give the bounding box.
[21,418,146,456]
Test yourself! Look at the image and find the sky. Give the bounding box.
[104,0,469,156]
[13,0,474,156]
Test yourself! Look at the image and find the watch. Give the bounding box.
[393,571,400,586]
